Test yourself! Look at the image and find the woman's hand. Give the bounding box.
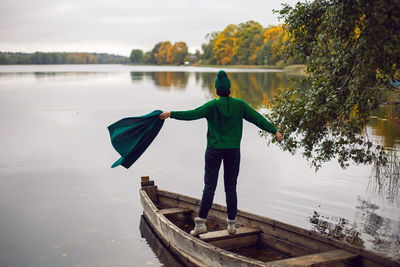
[275,131,282,143]
[159,111,171,120]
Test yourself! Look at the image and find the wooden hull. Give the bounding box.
[139,180,398,267]
[139,215,187,267]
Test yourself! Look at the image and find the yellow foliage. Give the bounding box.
[154,41,173,64]
[153,41,188,65]
[264,25,284,43]
[354,14,367,39]
[262,25,288,62]
[206,22,289,65]
[213,24,238,65]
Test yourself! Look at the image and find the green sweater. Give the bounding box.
[170,97,277,148]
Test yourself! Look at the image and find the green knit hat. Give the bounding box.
[214,70,231,91]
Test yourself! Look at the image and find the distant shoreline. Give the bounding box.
[0,63,306,75]
[0,51,306,74]
[124,63,306,72]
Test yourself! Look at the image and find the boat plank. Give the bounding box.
[268,249,358,267]
[208,235,259,250]
[199,228,261,250]
[160,207,193,216]
[260,233,313,257]
[200,227,261,242]
[158,195,200,213]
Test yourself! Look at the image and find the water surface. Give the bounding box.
[0,65,398,266]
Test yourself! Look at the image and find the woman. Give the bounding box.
[159,70,282,236]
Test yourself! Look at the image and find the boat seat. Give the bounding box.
[159,207,193,216]
[269,249,358,266]
[199,227,261,250]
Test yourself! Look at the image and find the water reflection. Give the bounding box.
[367,105,400,205]
[151,72,189,90]
[310,196,400,260]
[130,70,400,150]
[370,151,400,204]
[130,71,294,109]
[354,197,400,259]
[139,215,185,267]
[0,71,102,80]
[369,105,400,148]
[196,72,286,109]
[198,72,295,109]
[130,72,145,82]
[0,72,114,83]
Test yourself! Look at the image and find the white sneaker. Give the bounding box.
[190,217,207,236]
[227,218,236,234]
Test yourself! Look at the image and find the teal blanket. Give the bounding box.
[108,110,164,168]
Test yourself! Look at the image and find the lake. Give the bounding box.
[0,64,398,266]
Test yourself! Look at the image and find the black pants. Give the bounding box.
[198,147,241,220]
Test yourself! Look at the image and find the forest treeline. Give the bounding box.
[0,52,129,64]
[199,21,293,66]
[131,21,296,66]
[1,21,295,66]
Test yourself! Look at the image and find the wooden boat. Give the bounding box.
[139,176,399,267]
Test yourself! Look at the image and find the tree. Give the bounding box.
[269,0,400,169]
[152,41,173,64]
[151,42,163,64]
[143,51,153,64]
[130,49,144,64]
[150,41,188,65]
[201,32,219,65]
[261,25,286,65]
[172,41,189,65]
[213,24,238,65]
[30,52,50,64]
[234,21,264,65]
[0,52,128,64]
[0,54,7,64]
[200,22,290,66]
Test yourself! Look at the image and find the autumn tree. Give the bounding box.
[200,21,288,66]
[260,25,286,65]
[150,41,189,65]
[213,24,238,65]
[269,0,400,169]
[234,21,264,65]
[152,41,172,64]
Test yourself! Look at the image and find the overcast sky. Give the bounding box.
[0,0,301,56]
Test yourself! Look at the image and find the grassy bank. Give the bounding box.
[124,63,307,75]
[192,64,285,70]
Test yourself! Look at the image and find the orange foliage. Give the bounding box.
[153,41,188,65]
[206,22,288,65]
[154,41,173,64]
[263,25,284,43]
